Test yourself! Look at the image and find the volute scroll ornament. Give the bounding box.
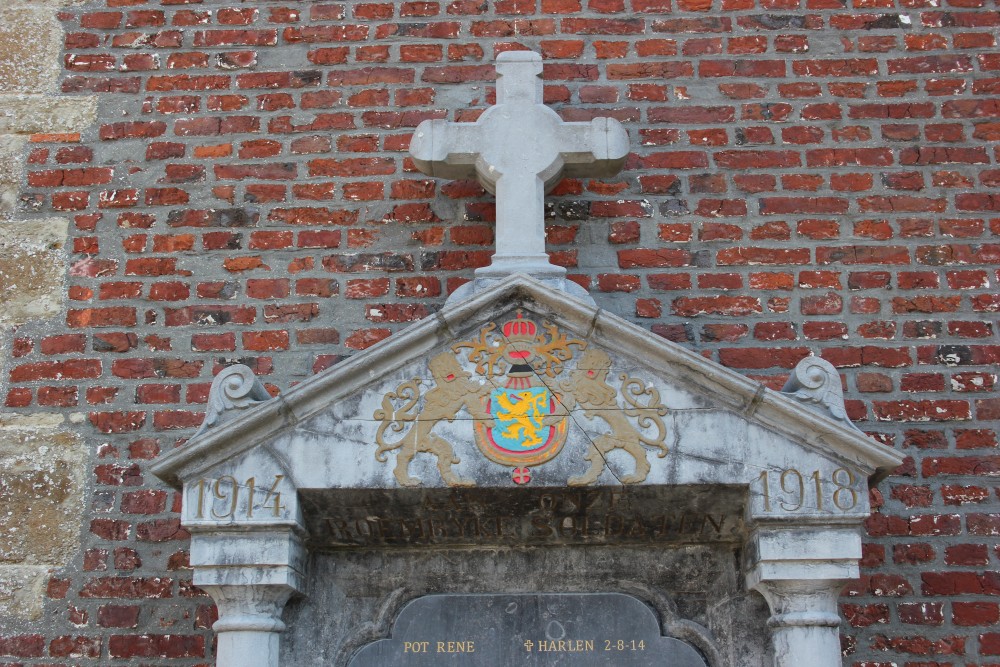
[781,356,859,431]
[195,364,273,438]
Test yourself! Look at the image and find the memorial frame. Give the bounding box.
[153,274,903,667]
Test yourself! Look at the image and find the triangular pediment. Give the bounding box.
[153,275,902,540]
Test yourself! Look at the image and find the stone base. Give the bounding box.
[447,269,595,306]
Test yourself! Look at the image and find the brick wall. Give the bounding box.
[1,0,998,663]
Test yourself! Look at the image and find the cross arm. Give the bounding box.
[555,117,630,181]
[409,119,483,181]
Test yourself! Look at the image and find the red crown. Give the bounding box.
[502,312,536,341]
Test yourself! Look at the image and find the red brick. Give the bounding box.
[10,359,101,382]
[718,347,810,369]
[136,517,190,541]
[760,197,848,215]
[191,333,236,352]
[618,248,692,268]
[673,296,762,317]
[108,634,204,658]
[717,247,810,266]
[954,602,999,626]
[97,605,141,629]
[345,328,391,350]
[897,602,944,626]
[90,411,147,434]
[597,274,641,292]
[243,331,290,351]
[37,386,78,407]
[0,634,45,658]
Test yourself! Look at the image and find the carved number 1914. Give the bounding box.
[193,475,287,519]
[758,468,858,512]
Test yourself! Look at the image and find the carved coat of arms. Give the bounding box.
[374,312,668,487]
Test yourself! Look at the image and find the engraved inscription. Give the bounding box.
[188,474,288,521]
[756,467,860,514]
[349,593,710,666]
[317,489,739,546]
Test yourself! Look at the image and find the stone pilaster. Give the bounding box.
[746,524,860,667]
[0,1,97,623]
[201,583,297,667]
[191,527,306,667]
[752,579,845,667]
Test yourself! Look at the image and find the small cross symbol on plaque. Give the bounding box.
[410,51,629,292]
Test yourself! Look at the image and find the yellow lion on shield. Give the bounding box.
[495,390,547,447]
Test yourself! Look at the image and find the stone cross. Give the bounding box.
[410,50,629,300]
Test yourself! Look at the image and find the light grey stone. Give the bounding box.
[195,364,273,438]
[781,355,859,431]
[409,51,628,303]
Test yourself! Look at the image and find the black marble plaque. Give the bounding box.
[349,593,710,666]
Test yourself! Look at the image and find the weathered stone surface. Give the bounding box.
[0,217,69,325]
[303,486,744,549]
[0,565,51,622]
[0,94,97,135]
[0,8,64,94]
[288,546,743,666]
[0,420,86,563]
[0,417,86,620]
[0,135,26,218]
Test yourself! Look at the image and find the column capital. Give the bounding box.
[751,578,845,629]
[190,526,306,667]
[744,523,859,667]
[745,522,861,588]
[749,578,848,667]
[200,580,297,667]
[202,581,297,635]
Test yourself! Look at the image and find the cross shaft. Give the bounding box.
[410,51,629,292]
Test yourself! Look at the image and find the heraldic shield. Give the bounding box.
[476,386,568,467]
[472,313,569,469]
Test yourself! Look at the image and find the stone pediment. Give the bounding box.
[153,274,900,540]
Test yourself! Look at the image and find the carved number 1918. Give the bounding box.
[193,474,287,519]
[758,468,857,512]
